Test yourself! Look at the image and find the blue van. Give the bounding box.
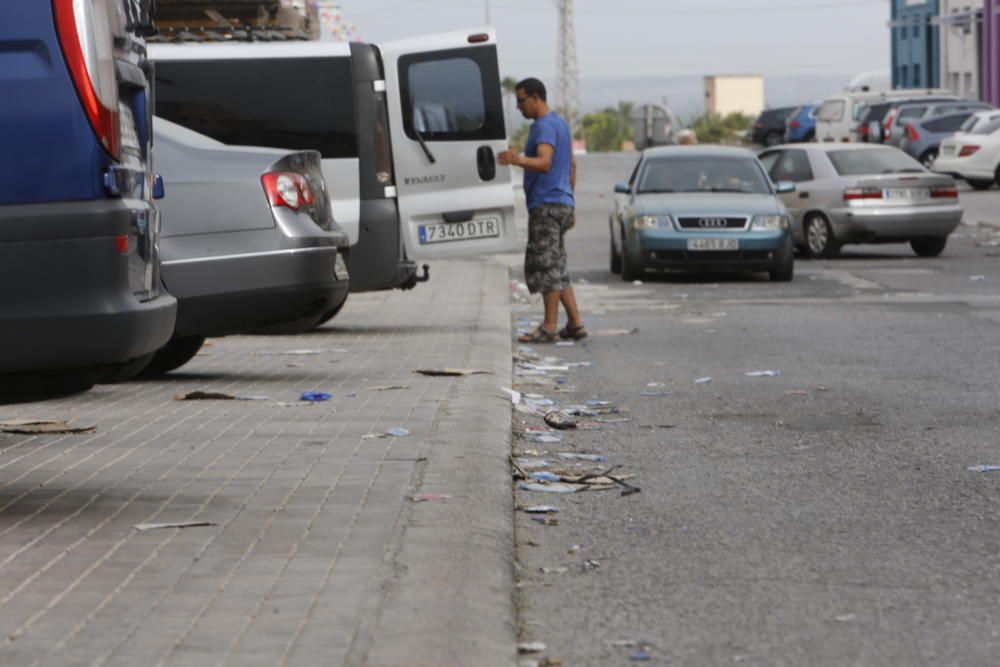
[0,0,176,392]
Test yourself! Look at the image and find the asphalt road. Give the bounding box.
[512,153,1000,666]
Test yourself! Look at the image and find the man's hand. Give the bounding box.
[496,149,518,167]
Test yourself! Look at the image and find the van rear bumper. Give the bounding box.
[0,200,177,372]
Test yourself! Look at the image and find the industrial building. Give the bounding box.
[703,75,764,117]
[890,0,942,89]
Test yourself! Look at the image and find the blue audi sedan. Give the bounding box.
[609,146,796,281]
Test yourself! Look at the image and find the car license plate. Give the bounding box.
[687,238,738,251]
[883,187,929,201]
[419,218,501,244]
[119,103,142,157]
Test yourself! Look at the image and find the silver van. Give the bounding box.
[150,29,518,310]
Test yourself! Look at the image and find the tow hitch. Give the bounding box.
[401,264,430,290]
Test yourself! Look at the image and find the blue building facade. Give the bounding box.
[891,0,941,89]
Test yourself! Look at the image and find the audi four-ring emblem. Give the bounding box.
[698,217,728,229]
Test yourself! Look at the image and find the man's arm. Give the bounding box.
[497,143,554,173]
[570,154,577,192]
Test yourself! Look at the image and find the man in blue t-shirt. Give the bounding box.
[498,78,586,343]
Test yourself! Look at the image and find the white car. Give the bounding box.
[933,111,1000,190]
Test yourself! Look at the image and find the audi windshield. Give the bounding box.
[637,156,771,195]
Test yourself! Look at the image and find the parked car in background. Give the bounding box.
[815,89,952,144]
[139,119,352,375]
[758,144,962,258]
[881,100,991,146]
[0,0,176,393]
[783,104,817,143]
[150,29,519,307]
[899,112,977,168]
[933,112,1000,190]
[609,146,796,282]
[751,107,798,146]
[857,101,897,143]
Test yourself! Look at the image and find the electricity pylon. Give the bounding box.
[555,0,580,136]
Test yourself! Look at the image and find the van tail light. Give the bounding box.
[53,0,122,161]
[959,145,981,157]
[844,187,883,202]
[374,111,394,187]
[931,185,958,199]
[907,124,920,142]
[261,172,313,210]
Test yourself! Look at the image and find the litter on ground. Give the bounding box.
[412,493,452,502]
[518,641,547,654]
[969,464,1000,472]
[414,368,493,377]
[543,411,577,430]
[557,452,608,463]
[522,505,559,514]
[518,482,586,494]
[299,391,333,402]
[0,419,96,435]
[134,521,217,531]
[695,377,713,384]
[745,370,782,378]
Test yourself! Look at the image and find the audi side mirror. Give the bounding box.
[775,181,796,194]
[614,181,630,194]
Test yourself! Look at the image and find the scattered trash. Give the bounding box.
[516,458,554,469]
[583,559,601,571]
[970,275,986,282]
[969,464,1000,472]
[646,382,665,388]
[628,649,652,662]
[609,640,637,648]
[0,419,95,435]
[632,280,643,286]
[834,614,857,623]
[745,370,781,378]
[557,452,608,463]
[695,377,713,384]
[540,566,568,575]
[532,517,559,526]
[412,493,452,502]
[525,433,563,444]
[173,390,239,401]
[785,390,809,396]
[134,521,217,531]
[522,505,559,514]
[566,361,596,368]
[299,391,333,402]
[257,349,334,356]
[385,427,411,437]
[544,411,577,430]
[502,388,523,405]
[595,328,640,337]
[369,384,409,391]
[518,642,547,654]
[518,482,585,494]
[641,424,676,430]
[528,471,561,482]
[272,401,315,408]
[555,341,574,347]
[596,417,630,424]
[414,368,493,377]
[641,391,668,397]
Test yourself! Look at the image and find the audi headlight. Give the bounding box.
[751,214,790,230]
[633,215,672,230]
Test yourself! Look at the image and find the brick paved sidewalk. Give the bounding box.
[0,259,516,667]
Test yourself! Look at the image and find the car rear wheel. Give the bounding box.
[967,178,994,191]
[919,148,938,169]
[620,237,643,282]
[804,214,841,259]
[763,131,782,147]
[910,236,948,257]
[141,336,206,376]
[609,228,622,274]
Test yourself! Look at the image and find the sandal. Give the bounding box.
[518,327,558,344]
[558,324,588,340]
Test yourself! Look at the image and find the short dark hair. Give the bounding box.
[516,78,547,102]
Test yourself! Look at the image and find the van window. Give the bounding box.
[399,46,504,142]
[155,57,358,159]
[816,100,845,122]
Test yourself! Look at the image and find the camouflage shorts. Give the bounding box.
[525,203,574,295]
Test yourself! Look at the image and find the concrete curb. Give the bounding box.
[357,259,516,667]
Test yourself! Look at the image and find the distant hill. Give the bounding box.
[579,73,852,121]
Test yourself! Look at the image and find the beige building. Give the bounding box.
[704,75,765,117]
[936,0,983,100]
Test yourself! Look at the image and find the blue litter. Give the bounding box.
[528,471,560,482]
[629,649,652,661]
[642,391,667,397]
[969,464,1000,472]
[299,391,333,402]
[385,427,411,437]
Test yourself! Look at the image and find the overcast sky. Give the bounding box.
[335,0,891,81]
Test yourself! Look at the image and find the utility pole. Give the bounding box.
[555,0,581,137]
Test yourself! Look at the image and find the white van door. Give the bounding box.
[381,29,518,260]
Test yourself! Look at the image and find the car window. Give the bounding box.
[757,151,780,175]
[898,106,926,119]
[637,156,771,194]
[971,116,1000,135]
[827,148,925,175]
[155,57,358,159]
[399,46,504,142]
[924,114,970,133]
[772,149,814,183]
[816,100,845,122]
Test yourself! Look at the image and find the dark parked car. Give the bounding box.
[143,119,352,375]
[751,107,798,147]
[0,0,176,393]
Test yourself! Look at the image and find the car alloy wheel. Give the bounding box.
[804,214,840,259]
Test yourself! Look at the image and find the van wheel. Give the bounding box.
[141,336,206,376]
[804,214,841,259]
[910,237,948,257]
[967,178,994,190]
[610,231,622,274]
